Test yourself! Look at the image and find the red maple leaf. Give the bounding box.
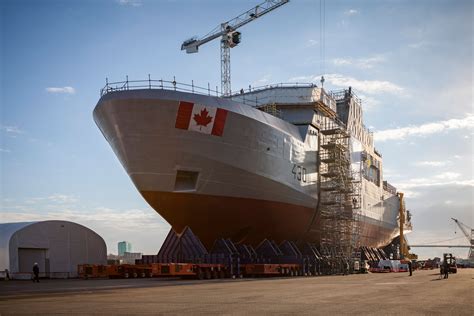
[193,108,213,129]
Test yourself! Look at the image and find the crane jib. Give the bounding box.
[180,0,290,96]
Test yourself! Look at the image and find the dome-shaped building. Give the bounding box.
[0,220,107,279]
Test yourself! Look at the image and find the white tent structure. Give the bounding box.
[0,220,106,279]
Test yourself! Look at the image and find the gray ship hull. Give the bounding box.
[94,89,400,248]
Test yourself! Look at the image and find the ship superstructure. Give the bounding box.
[93,78,411,255]
[230,84,410,258]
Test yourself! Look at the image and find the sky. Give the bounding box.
[1,0,472,260]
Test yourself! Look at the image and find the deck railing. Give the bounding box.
[100,77,371,130]
[100,76,222,98]
[100,76,323,108]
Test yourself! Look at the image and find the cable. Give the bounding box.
[320,0,322,77]
[319,0,326,79]
[323,0,326,76]
[413,236,467,246]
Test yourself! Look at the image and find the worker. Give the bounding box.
[408,261,412,276]
[32,263,40,283]
[443,260,449,279]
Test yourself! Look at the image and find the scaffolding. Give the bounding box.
[318,121,361,272]
[257,103,282,118]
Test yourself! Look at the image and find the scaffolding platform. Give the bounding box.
[317,121,362,270]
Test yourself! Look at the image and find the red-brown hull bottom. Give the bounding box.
[141,191,397,249]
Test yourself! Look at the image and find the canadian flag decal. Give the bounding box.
[175,101,228,136]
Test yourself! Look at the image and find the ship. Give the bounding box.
[93,78,412,251]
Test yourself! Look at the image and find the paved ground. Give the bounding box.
[0,269,473,315]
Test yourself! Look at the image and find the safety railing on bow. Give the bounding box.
[100,76,223,98]
[101,76,332,110]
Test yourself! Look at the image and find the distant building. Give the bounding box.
[106,253,121,265]
[122,252,142,264]
[107,252,142,265]
[118,241,132,256]
[0,220,107,279]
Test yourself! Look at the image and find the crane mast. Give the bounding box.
[181,0,289,96]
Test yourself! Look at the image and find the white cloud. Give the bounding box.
[252,74,271,87]
[398,189,421,199]
[392,176,472,199]
[1,196,158,232]
[382,167,399,179]
[344,9,358,16]
[417,70,473,116]
[433,172,461,180]
[25,194,78,205]
[408,41,429,49]
[287,74,403,95]
[76,207,157,224]
[374,114,474,142]
[0,207,163,231]
[325,74,404,94]
[288,75,314,82]
[394,172,472,192]
[306,39,318,47]
[47,194,79,204]
[0,148,11,153]
[45,86,76,94]
[332,55,386,69]
[415,161,451,167]
[117,0,142,7]
[332,58,351,67]
[0,125,24,135]
[356,93,380,111]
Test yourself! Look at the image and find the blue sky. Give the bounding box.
[1,0,472,259]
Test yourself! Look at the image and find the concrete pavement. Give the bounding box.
[1,269,472,315]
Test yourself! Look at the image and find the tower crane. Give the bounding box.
[451,217,474,261]
[181,0,289,96]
